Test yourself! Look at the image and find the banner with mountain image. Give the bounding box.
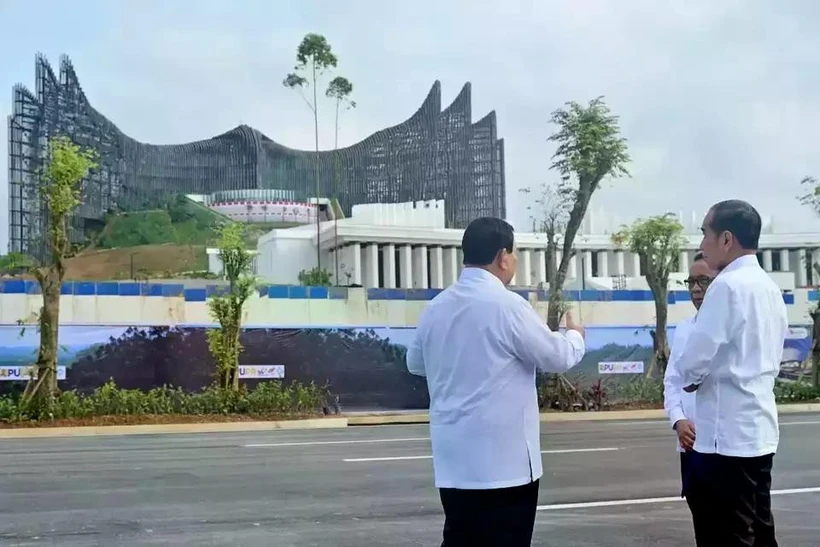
[0,324,811,410]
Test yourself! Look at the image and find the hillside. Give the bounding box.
[65,244,208,280]
[96,196,226,249]
[2,196,308,280]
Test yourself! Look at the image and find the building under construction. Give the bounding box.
[7,54,506,257]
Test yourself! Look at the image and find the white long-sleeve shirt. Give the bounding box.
[673,254,787,458]
[406,267,586,490]
[663,316,697,453]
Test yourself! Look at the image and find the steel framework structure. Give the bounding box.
[8,55,506,257]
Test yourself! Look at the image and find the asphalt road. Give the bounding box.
[0,415,819,546]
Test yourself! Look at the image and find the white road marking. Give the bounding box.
[537,487,820,511]
[344,455,432,462]
[542,447,620,454]
[243,419,818,449]
[245,437,428,448]
[343,447,619,463]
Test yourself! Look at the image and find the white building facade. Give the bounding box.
[254,201,820,290]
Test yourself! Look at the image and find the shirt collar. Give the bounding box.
[720,254,760,275]
[458,267,506,288]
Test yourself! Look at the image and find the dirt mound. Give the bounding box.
[65,244,207,280]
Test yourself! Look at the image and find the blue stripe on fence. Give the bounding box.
[0,280,800,304]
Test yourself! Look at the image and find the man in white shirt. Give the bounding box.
[662,252,716,510]
[406,217,586,547]
[674,200,787,546]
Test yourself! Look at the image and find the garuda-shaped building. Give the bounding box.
[8,55,506,257]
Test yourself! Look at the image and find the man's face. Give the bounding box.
[698,209,731,270]
[685,260,716,310]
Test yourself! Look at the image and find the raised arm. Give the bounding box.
[507,299,585,373]
[676,280,736,387]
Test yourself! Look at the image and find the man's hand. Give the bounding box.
[674,419,696,451]
[565,310,585,339]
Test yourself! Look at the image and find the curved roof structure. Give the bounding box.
[8,54,506,257]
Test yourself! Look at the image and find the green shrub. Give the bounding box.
[1,380,326,424]
[774,380,820,403]
[612,377,664,405]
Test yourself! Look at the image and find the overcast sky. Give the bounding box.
[2,0,820,252]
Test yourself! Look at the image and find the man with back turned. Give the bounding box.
[406,217,586,547]
[674,200,787,546]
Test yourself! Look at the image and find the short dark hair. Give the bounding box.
[462,217,514,266]
[708,200,761,250]
[693,251,704,262]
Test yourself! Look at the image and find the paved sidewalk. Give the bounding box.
[0,403,816,439]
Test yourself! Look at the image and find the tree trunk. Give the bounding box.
[27,267,62,403]
[228,304,243,391]
[648,284,670,378]
[811,309,820,389]
[547,284,563,331]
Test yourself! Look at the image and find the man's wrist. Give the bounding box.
[668,407,687,429]
[672,418,687,431]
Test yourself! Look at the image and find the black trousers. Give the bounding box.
[439,479,540,547]
[683,451,777,547]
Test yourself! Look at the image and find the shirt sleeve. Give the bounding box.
[406,320,426,377]
[507,299,586,373]
[663,321,690,428]
[675,280,736,387]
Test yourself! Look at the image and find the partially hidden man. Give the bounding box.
[406,217,586,547]
[662,252,716,513]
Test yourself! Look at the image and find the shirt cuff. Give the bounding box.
[667,406,688,430]
[564,328,585,350]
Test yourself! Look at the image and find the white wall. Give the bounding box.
[0,288,814,328]
[257,226,329,284]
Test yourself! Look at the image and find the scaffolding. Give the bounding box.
[8,54,507,258]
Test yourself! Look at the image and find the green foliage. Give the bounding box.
[42,136,98,227]
[0,252,33,275]
[774,380,820,402]
[549,97,631,187]
[612,214,685,377]
[612,214,686,287]
[207,223,257,390]
[298,267,332,286]
[99,211,177,247]
[25,136,98,406]
[0,379,326,423]
[798,175,820,214]
[98,196,225,249]
[282,33,354,141]
[285,33,338,88]
[612,377,665,405]
[545,97,631,328]
[326,76,355,106]
[283,33,339,113]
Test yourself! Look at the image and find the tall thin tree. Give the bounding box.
[24,136,97,407]
[326,76,355,283]
[545,97,631,329]
[283,33,339,274]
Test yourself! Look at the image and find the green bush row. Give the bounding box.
[0,380,326,423]
[538,375,820,410]
[773,380,820,402]
[613,378,820,405]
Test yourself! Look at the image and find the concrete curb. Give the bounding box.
[347,403,820,426]
[0,418,349,439]
[1,403,817,439]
